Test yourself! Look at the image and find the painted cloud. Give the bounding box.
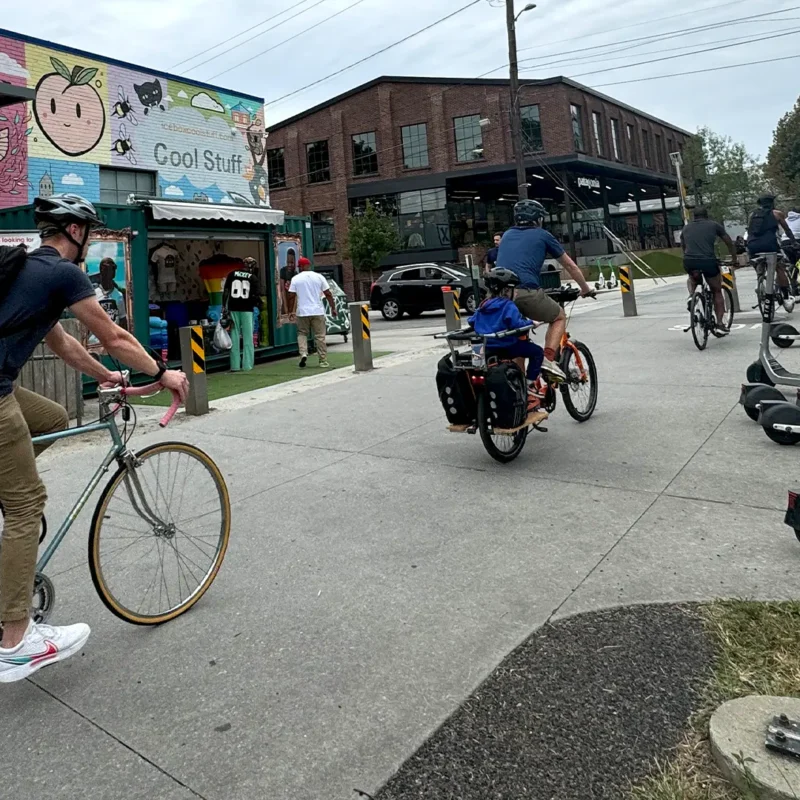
[61,173,85,186]
[177,89,188,99]
[163,185,184,197]
[0,52,29,79]
[191,92,224,113]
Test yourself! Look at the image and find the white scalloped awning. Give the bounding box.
[147,200,285,227]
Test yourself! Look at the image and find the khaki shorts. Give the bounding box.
[514,287,562,323]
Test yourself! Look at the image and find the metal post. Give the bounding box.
[659,185,670,248]
[619,265,637,317]
[562,171,577,261]
[443,287,462,331]
[465,252,481,307]
[601,183,614,256]
[179,325,208,416]
[506,0,528,201]
[722,266,741,313]
[670,151,690,226]
[634,186,646,250]
[349,302,373,372]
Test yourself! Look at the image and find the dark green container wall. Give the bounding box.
[0,203,150,340]
[0,203,311,354]
[271,215,313,349]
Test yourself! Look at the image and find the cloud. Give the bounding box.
[220,195,235,204]
[0,52,29,79]
[163,185,184,197]
[177,89,188,99]
[191,92,224,114]
[61,173,84,186]
[166,95,174,103]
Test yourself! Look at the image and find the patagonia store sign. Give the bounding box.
[577,177,601,190]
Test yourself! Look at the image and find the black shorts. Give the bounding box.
[683,257,719,278]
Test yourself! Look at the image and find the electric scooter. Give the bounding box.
[739,253,800,444]
[594,257,618,291]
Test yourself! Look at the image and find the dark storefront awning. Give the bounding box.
[0,83,34,108]
[143,199,285,227]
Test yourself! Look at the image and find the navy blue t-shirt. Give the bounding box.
[496,226,565,289]
[0,246,94,397]
[485,246,499,267]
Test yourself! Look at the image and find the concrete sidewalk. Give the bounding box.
[5,269,798,800]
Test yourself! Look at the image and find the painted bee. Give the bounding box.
[112,86,138,126]
[111,123,136,165]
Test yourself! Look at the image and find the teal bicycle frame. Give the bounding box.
[33,417,125,572]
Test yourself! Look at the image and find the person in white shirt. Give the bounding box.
[288,257,338,368]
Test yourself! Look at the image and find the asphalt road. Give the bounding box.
[6,267,799,800]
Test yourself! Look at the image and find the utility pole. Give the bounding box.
[506,0,528,200]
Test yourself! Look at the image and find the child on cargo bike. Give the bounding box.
[468,267,545,414]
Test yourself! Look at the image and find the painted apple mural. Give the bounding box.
[33,56,105,157]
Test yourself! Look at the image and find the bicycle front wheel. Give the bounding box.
[559,340,598,421]
[722,286,734,330]
[89,442,231,625]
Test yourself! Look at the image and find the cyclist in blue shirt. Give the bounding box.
[497,199,593,379]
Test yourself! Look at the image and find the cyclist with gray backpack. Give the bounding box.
[0,194,188,683]
[747,193,797,312]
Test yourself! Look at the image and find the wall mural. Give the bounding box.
[0,33,268,210]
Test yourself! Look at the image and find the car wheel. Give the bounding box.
[463,291,476,314]
[381,298,402,320]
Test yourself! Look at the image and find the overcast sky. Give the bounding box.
[3,0,799,158]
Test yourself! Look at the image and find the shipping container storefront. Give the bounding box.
[0,199,313,370]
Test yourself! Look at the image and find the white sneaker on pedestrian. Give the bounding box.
[783,295,796,313]
[541,358,566,382]
[0,619,90,683]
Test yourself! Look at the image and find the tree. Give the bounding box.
[766,98,800,200]
[683,126,768,224]
[346,202,400,273]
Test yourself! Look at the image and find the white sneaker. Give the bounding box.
[784,295,796,313]
[541,358,566,381]
[0,619,90,683]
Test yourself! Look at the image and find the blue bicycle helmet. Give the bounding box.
[513,199,547,226]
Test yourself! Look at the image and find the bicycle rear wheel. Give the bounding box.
[477,393,528,463]
[559,340,598,421]
[690,292,709,350]
[89,442,231,625]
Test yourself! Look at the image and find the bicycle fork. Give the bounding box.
[119,452,175,538]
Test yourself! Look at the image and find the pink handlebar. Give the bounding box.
[121,382,182,428]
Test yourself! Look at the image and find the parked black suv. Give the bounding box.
[370,263,485,320]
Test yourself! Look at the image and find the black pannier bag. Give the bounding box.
[484,361,527,429]
[0,245,27,302]
[436,354,476,424]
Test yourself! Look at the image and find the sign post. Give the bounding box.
[466,252,481,314]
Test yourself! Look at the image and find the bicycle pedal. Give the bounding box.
[533,424,548,432]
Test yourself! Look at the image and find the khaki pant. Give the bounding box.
[514,287,562,324]
[0,387,68,622]
[296,315,327,361]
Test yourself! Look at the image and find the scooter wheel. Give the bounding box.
[771,322,798,349]
[742,384,786,421]
[595,282,602,290]
[746,361,775,386]
[760,402,800,445]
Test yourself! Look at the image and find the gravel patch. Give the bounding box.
[374,604,713,800]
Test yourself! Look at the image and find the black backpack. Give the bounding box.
[747,208,776,239]
[436,353,477,425]
[0,245,27,301]
[484,361,527,429]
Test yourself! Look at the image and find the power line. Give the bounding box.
[516,5,800,73]
[592,52,800,88]
[185,0,333,75]
[170,0,316,70]
[542,25,800,82]
[266,0,483,106]
[207,0,367,82]
[516,0,750,56]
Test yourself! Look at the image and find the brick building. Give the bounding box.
[266,76,692,298]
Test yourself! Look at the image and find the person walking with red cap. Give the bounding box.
[288,257,337,368]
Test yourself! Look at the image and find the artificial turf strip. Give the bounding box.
[374,605,712,800]
[128,351,391,406]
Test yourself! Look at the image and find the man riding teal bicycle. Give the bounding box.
[0,194,188,683]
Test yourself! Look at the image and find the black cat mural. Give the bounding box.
[134,79,165,115]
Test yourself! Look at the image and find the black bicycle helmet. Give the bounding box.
[34,194,105,261]
[484,267,521,293]
[513,199,547,227]
[757,192,777,208]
